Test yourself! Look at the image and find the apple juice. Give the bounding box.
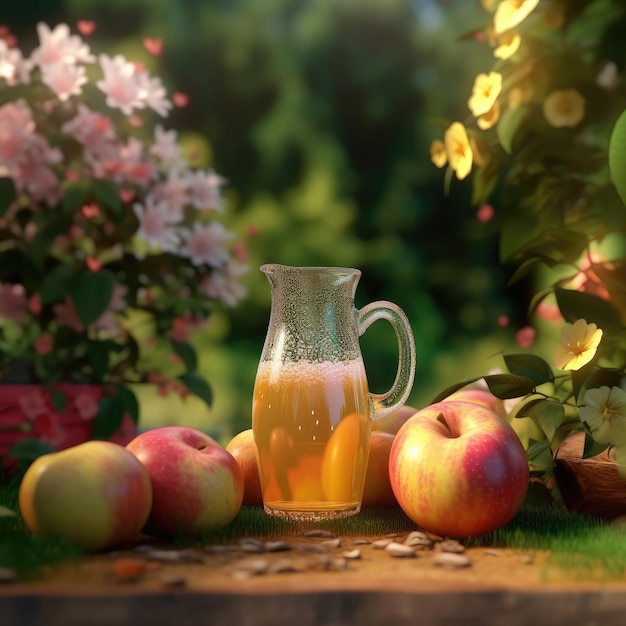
[252,360,372,520]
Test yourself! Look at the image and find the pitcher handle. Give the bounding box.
[357,300,416,419]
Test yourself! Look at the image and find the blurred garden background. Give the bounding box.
[5,0,614,442]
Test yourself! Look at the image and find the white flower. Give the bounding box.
[96,54,146,116]
[179,222,232,267]
[153,169,189,217]
[580,386,626,445]
[0,39,33,85]
[553,319,603,371]
[133,196,180,252]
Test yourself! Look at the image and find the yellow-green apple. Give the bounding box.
[126,426,243,538]
[372,405,417,435]
[389,400,529,538]
[362,431,398,507]
[18,441,152,551]
[225,428,263,505]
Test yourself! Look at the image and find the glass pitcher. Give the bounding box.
[252,264,416,520]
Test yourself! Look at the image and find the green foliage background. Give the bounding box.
[5,0,536,439]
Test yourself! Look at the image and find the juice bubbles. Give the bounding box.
[252,360,372,519]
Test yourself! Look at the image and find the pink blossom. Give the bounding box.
[179,222,232,267]
[0,39,32,85]
[32,413,65,448]
[18,390,47,419]
[41,61,88,100]
[185,169,225,211]
[150,125,183,167]
[172,316,190,343]
[0,101,35,169]
[172,92,189,107]
[497,314,509,327]
[61,104,115,156]
[536,300,563,324]
[153,170,188,216]
[133,196,180,251]
[137,71,172,117]
[476,204,495,223]
[28,294,42,315]
[34,332,54,355]
[76,20,96,36]
[143,37,163,56]
[32,22,94,68]
[96,53,146,116]
[516,326,536,350]
[74,392,99,420]
[0,282,28,322]
[53,297,84,333]
[200,260,248,307]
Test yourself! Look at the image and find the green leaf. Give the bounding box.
[483,373,536,399]
[29,221,69,270]
[51,390,66,413]
[40,265,80,304]
[62,179,91,215]
[87,341,111,379]
[497,106,528,154]
[7,438,55,461]
[526,438,554,470]
[91,396,124,439]
[609,108,626,209]
[554,287,623,328]
[429,376,484,403]
[179,372,213,408]
[582,434,610,459]
[503,353,554,386]
[499,214,538,263]
[0,505,16,518]
[506,257,542,286]
[172,341,198,372]
[93,179,122,215]
[0,177,16,218]
[70,269,115,327]
[114,384,139,424]
[524,398,564,441]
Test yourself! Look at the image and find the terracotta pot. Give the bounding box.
[0,384,136,463]
[554,431,626,521]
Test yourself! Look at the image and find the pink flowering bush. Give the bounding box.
[0,22,248,455]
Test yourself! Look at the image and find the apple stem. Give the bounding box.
[436,413,454,437]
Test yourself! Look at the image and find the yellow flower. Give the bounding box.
[430,139,447,168]
[477,100,501,130]
[494,31,521,60]
[580,386,626,445]
[481,0,498,11]
[494,0,540,35]
[444,122,473,181]
[543,89,586,128]
[553,319,603,371]
[508,80,533,109]
[468,72,502,118]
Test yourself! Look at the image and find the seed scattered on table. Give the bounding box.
[342,549,361,560]
[265,540,292,552]
[321,538,341,549]
[352,539,371,545]
[484,549,501,557]
[432,552,472,569]
[303,530,335,538]
[439,539,465,554]
[372,538,394,549]
[295,542,327,553]
[386,542,417,558]
[160,574,187,588]
[240,538,265,553]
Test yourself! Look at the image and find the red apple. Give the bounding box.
[372,405,418,435]
[389,400,528,538]
[126,426,244,538]
[19,441,152,551]
[443,388,506,417]
[362,431,398,507]
[225,428,263,505]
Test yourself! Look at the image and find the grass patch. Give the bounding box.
[4,476,626,582]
